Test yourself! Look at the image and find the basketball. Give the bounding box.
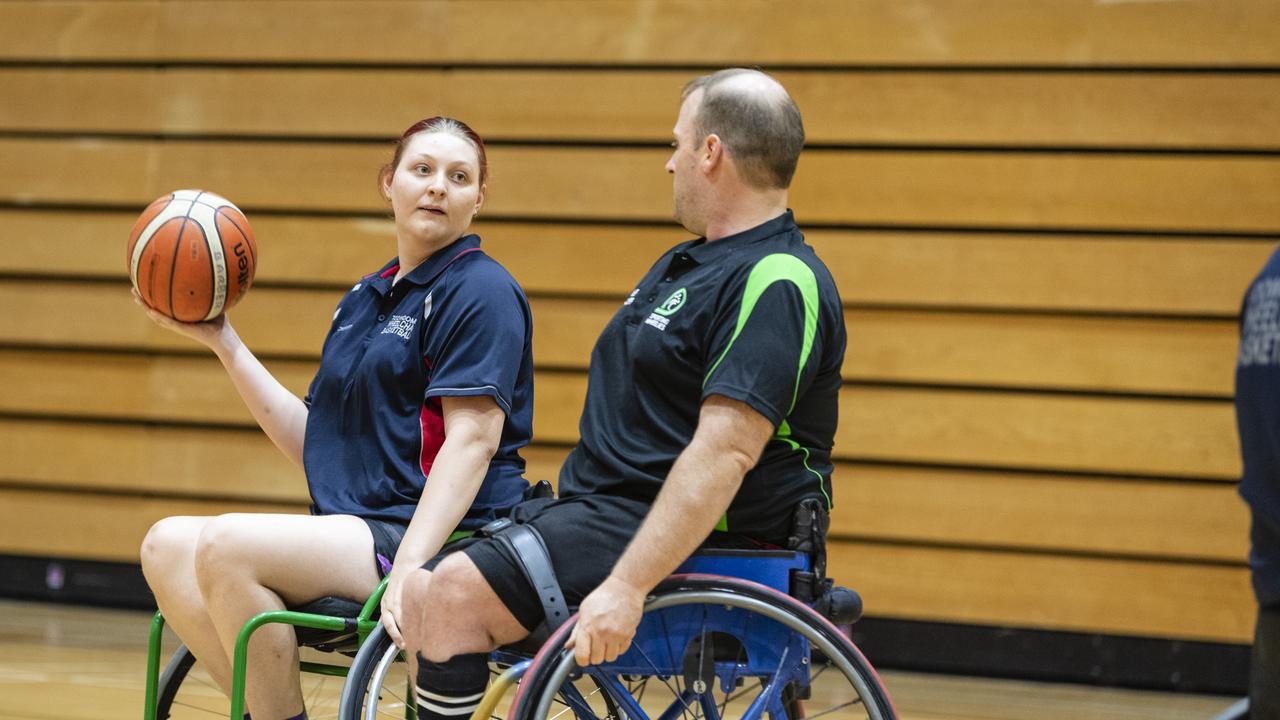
[127,189,257,322]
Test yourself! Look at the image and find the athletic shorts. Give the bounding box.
[424,494,650,632]
[362,517,409,579]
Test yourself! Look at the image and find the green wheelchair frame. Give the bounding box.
[141,576,392,720]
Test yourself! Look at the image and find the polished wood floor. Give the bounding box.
[0,599,1241,720]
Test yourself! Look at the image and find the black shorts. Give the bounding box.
[424,494,650,632]
[362,517,409,579]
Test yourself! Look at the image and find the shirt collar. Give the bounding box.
[682,210,797,264]
[373,234,483,289]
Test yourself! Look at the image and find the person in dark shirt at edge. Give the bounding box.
[1236,249,1280,719]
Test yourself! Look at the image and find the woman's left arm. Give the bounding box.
[380,394,505,645]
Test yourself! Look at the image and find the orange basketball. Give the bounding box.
[127,190,257,322]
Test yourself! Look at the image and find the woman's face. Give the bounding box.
[382,131,485,248]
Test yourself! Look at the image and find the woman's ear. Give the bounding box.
[379,166,394,200]
[474,183,487,215]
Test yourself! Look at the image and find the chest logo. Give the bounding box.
[654,287,687,316]
[644,287,688,331]
[381,315,417,340]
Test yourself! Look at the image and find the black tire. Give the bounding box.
[510,575,898,720]
[338,623,417,720]
[155,645,197,720]
[154,643,351,719]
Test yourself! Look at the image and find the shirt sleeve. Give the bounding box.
[422,266,530,415]
[701,253,822,427]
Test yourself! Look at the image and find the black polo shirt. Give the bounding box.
[559,211,846,539]
[303,234,533,529]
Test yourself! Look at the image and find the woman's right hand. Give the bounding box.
[132,288,235,354]
[380,564,421,649]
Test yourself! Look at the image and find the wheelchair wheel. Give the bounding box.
[338,624,418,719]
[339,624,623,720]
[510,575,897,720]
[155,644,352,719]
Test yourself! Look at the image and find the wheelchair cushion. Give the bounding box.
[289,595,369,653]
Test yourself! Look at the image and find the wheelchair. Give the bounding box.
[339,501,897,720]
[142,501,897,720]
[142,582,393,719]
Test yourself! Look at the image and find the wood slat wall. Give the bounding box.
[0,0,1273,646]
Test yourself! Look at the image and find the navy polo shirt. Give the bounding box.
[559,211,846,539]
[302,234,533,529]
[1236,243,1280,606]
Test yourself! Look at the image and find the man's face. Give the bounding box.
[666,90,705,235]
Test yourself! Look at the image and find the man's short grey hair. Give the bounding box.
[682,68,805,190]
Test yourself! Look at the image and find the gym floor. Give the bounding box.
[0,599,1241,720]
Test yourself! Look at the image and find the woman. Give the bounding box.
[138,117,533,720]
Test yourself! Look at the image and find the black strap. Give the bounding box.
[492,523,570,631]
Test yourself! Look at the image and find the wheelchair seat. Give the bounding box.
[288,595,370,654]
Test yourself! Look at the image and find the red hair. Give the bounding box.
[380,116,488,189]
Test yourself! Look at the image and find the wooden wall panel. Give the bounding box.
[828,541,1254,643]
[0,487,307,562]
[1,209,1269,316]
[845,387,1240,480]
[4,140,1279,231]
[0,417,305,501]
[831,465,1248,562]
[5,67,1277,148]
[844,310,1238,396]
[2,1,1277,65]
[810,231,1272,315]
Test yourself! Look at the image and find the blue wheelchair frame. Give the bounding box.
[464,547,893,720]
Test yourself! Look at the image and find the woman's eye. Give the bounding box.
[415,164,430,174]
[452,172,468,182]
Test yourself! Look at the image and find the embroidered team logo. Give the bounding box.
[381,315,417,340]
[654,288,687,316]
[645,288,687,331]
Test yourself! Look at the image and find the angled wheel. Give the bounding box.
[338,625,626,720]
[338,624,418,719]
[154,644,351,719]
[509,575,897,720]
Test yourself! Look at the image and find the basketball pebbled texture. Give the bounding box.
[127,190,257,322]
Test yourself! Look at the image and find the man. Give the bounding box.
[1235,249,1280,719]
[396,68,848,720]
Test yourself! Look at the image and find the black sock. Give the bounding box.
[415,652,489,720]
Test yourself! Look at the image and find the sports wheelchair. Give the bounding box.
[142,500,897,720]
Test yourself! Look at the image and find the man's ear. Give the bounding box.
[702,133,724,173]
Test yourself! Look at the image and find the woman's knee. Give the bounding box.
[140,516,203,581]
[193,514,258,586]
